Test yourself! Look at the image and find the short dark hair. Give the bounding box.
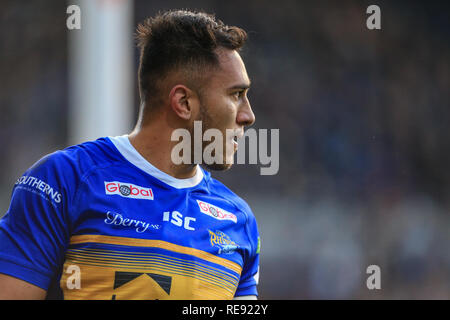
[135,10,247,114]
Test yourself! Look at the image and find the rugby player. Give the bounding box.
[0,10,259,300]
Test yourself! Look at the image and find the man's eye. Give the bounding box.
[233,91,243,99]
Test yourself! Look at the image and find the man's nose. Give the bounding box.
[237,98,255,127]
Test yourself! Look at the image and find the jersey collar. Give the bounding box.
[108,135,204,189]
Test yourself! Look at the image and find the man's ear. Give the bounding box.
[169,85,197,120]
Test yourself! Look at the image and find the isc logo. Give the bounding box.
[104,181,154,200]
[163,211,195,231]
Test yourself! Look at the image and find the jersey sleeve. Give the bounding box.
[234,207,260,298]
[0,151,76,290]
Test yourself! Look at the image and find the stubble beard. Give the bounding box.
[193,102,233,172]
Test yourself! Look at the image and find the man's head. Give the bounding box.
[135,10,255,170]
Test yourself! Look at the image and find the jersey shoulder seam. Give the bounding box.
[70,160,128,218]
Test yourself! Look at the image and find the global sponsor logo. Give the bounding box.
[208,230,239,255]
[196,200,237,223]
[15,175,62,204]
[105,181,154,200]
[104,211,161,233]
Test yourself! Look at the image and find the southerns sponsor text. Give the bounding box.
[15,175,62,203]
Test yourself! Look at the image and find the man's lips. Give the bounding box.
[230,128,244,140]
[230,129,243,151]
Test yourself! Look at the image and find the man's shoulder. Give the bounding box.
[205,173,254,218]
[25,137,120,182]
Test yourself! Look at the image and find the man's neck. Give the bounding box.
[128,123,198,180]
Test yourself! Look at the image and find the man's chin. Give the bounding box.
[202,162,233,171]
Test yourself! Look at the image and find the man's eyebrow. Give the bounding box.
[228,81,251,91]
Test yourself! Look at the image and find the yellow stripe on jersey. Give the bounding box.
[66,247,240,285]
[69,234,241,273]
[61,234,242,300]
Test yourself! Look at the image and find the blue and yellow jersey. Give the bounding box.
[0,135,260,299]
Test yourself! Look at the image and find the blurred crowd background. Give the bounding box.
[0,0,449,299]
